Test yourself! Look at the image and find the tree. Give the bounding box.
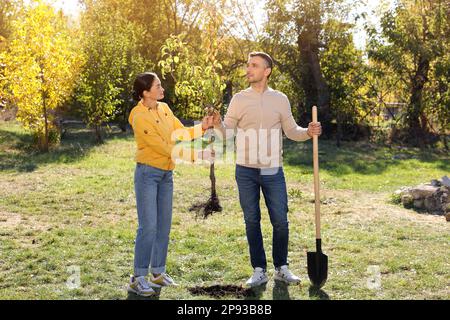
[1,0,82,151]
[158,32,226,218]
[76,0,257,120]
[76,0,147,143]
[367,0,449,145]
[428,42,450,148]
[262,0,373,142]
[0,0,21,41]
[263,0,338,133]
[320,18,369,145]
[158,33,226,118]
[0,1,22,112]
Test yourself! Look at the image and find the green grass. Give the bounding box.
[0,121,449,300]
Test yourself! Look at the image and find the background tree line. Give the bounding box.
[0,0,448,151]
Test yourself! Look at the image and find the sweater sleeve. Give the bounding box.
[173,117,205,141]
[160,103,205,141]
[216,95,239,139]
[280,96,311,142]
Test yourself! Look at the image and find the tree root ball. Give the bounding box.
[189,195,222,219]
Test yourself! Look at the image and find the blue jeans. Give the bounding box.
[235,165,289,270]
[134,163,173,276]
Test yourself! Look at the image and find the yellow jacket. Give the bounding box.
[129,101,205,171]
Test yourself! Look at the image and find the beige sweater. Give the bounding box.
[216,87,311,168]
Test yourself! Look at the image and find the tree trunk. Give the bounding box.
[223,80,233,106]
[39,68,49,152]
[40,90,49,152]
[94,124,103,144]
[407,56,430,145]
[443,134,449,151]
[298,33,332,136]
[210,162,216,198]
[336,109,342,148]
[43,104,49,152]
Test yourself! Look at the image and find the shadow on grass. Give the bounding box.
[0,125,132,173]
[283,139,450,177]
[126,284,162,300]
[126,289,161,300]
[244,283,267,301]
[272,280,291,300]
[308,286,330,300]
[188,284,263,300]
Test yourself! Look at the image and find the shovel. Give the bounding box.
[307,106,328,288]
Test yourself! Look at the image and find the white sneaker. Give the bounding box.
[150,273,178,287]
[127,276,156,297]
[274,265,301,285]
[245,267,269,287]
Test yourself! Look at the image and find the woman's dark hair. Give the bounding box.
[132,72,158,101]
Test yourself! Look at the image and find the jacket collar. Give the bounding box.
[247,86,274,95]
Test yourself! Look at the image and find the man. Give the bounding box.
[213,52,322,287]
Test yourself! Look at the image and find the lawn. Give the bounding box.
[0,120,449,300]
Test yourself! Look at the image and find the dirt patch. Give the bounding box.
[320,189,449,230]
[188,284,255,298]
[0,211,22,229]
[0,211,53,248]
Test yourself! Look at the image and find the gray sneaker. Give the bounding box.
[245,267,269,287]
[127,276,156,297]
[274,266,300,285]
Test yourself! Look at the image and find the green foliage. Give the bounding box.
[158,33,226,119]
[262,0,371,139]
[1,0,449,148]
[389,192,402,205]
[75,0,147,141]
[321,18,370,127]
[367,0,449,140]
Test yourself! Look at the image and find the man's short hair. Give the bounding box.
[249,52,273,77]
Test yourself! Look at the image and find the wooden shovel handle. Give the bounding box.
[312,106,321,240]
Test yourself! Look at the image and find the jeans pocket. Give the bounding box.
[136,164,164,183]
[235,165,249,182]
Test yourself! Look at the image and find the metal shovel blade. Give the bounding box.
[307,239,328,288]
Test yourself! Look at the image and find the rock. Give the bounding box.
[424,197,440,212]
[401,194,414,208]
[413,199,424,209]
[439,186,450,193]
[410,185,439,200]
[442,176,450,188]
[431,179,442,187]
[394,187,410,196]
[395,179,449,215]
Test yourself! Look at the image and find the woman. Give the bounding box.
[127,72,214,297]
